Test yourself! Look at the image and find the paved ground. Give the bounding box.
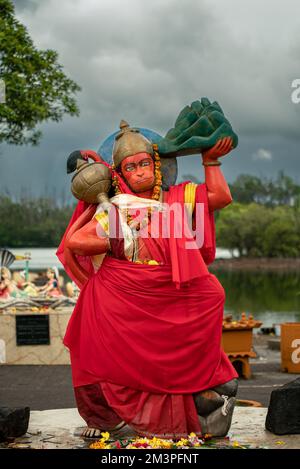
[236,334,300,406]
[1,334,300,450]
[2,407,300,449]
[0,365,75,410]
[0,335,299,410]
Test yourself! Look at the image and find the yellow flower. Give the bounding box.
[161,442,173,449]
[101,432,110,441]
[90,440,111,449]
[189,432,197,438]
[175,438,189,447]
[275,441,285,445]
[148,438,173,449]
[232,441,240,447]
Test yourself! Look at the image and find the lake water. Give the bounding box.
[218,270,300,328]
[8,248,300,328]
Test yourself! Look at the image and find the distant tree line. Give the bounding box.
[216,202,300,257]
[229,171,300,207]
[216,172,300,257]
[1,172,300,256]
[181,171,300,207]
[0,196,74,247]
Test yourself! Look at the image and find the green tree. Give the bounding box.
[229,174,267,204]
[0,195,74,247]
[262,206,300,257]
[216,202,248,256]
[230,172,300,207]
[216,202,300,258]
[0,0,80,145]
[271,171,300,206]
[237,203,273,257]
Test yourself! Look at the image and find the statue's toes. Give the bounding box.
[81,427,90,437]
[194,390,224,416]
[199,397,236,437]
[81,427,102,438]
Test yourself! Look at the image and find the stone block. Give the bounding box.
[265,378,300,434]
[0,407,30,441]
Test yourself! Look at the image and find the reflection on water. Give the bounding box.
[9,248,300,328]
[217,270,300,327]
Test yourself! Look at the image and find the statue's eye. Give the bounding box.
[125,164,135,172]
[140,160,150,167]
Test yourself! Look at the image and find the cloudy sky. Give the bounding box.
[1,0,300,200]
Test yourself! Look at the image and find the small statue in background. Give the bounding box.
[36,267,62,297]
[0,267,14,301]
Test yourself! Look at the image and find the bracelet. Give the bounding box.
[202,160,222,166]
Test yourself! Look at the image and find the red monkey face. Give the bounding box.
[120,152,155,193]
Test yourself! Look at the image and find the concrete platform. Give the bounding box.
[2,407,300,449]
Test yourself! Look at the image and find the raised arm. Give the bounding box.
[202,137,233,211]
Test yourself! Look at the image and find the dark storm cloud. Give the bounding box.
[12,0,39,13]
[2,0,300,198]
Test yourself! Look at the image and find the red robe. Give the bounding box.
[57,182,237,438]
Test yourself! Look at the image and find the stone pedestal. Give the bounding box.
[0,309,72,365]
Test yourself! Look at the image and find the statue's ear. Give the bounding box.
[160,157,178,191]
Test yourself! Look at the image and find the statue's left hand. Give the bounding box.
[202,137,233,163]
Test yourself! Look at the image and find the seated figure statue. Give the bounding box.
[57,99,239,439]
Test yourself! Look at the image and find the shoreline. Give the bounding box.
[6,245,300,272]
[210,257,300,271]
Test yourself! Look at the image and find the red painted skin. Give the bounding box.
[120,153,155,197]
[66,137,233,260]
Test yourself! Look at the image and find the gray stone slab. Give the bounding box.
[1,407,300,449]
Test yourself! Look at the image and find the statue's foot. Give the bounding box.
[194,390,225,416]
[198,396,236,437]
[212,378,238,398]
[81,420,126,439]
[81,427,103,438]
